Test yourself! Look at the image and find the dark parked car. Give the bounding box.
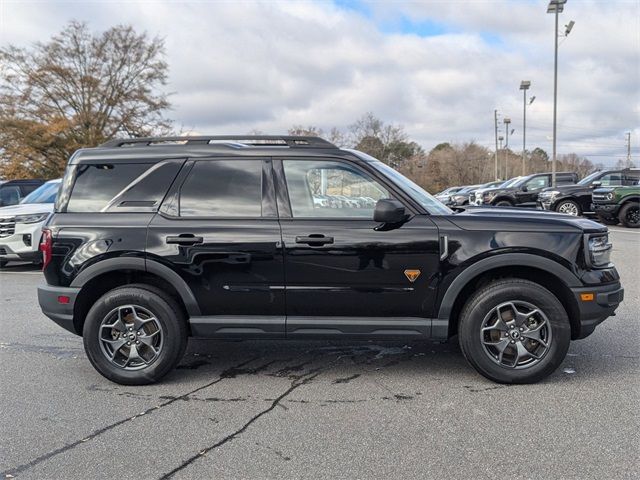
[0,179,44,207]
[479,172,578,207]
[538,168,640,216]
[440,184,482,206]
[38,136,623,385]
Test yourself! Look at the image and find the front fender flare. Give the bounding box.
[436,253,581,321]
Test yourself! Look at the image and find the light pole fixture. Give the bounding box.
[504,117,511,180]
[547,0,573,187]
[520,80,531,176]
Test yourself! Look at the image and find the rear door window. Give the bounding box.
[178,160,263,217]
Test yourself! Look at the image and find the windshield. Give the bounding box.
[20,181,60,204]
[577,171,602,186]
[500,177,522,188]
[370,162,453,215]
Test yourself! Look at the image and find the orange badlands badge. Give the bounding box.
[404,269,421,282]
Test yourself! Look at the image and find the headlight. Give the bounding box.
[15,213,49,224]
[605,192,614,201]
[585,234,612,268]
[484,192,496,200]
[544,190,560,200]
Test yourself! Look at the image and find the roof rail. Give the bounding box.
[99,135,337,149]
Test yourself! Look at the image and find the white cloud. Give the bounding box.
[1,0,638,165]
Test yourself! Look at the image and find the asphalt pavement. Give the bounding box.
[1,227,638,479]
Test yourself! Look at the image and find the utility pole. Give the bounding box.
[547,0,573,187]
[494,110,499,180]
[504,117,511,180]
[626,132,631,165]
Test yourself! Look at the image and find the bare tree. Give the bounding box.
[0,21,172,178]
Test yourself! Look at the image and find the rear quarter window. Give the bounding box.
[65,160,183,212]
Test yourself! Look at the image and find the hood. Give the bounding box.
[449,205,607,233]
[0,202,54,216]
[540,184,589,195]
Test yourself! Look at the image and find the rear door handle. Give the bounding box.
[295,234,334,246]
[166,234,203,245]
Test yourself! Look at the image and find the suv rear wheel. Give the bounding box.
[494,200,513,207]
[458,279,570,384]
[83,284,187,385]
[618,202,639,228]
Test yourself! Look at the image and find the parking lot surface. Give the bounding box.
[1,227,638,479]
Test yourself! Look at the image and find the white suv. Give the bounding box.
[0,179,60,267]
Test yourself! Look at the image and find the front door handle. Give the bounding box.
[166,234,204,245]
[295,234,334,246]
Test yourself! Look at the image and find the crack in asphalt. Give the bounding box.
[157,344,419,478]
[158,371,321,479]
[0,356,261,477]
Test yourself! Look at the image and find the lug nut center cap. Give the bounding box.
[510,330,520,340]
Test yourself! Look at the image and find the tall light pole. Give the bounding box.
[494,110,499,180]
[520,80,531,176]
[504,117,511,179]
[547,0,573,187]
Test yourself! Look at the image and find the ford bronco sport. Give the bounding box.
[592,183,640,228]
[37,136,624,385]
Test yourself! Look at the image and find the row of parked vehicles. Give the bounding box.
[435,168,640,228]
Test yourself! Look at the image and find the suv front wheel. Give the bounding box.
[458,279,570,384]
[83,284,188,385]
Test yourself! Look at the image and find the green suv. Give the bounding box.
[592,184,640,228]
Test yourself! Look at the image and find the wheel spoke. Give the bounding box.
[138,332,159,352]
[104,338,127,359]
[123,344,146,367]
[482,316,507,333]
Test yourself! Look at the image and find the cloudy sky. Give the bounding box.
[1,0,638,164]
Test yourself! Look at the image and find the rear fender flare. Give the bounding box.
[70,257,201,316]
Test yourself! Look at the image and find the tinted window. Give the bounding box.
[67,163,150,212]
[179,160,262,217]
[0,186,21,206]
[284,160,389,218]
[525,176,549,190]
[599,174,623,186]
[556,175,575,186]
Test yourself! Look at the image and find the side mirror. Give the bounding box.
[591,181,602,188]
[521,185,528,192]
[374,198,406,224]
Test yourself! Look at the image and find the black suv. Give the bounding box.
[478,172,578,207]
[37,136,623,385]
[537,168,640,216]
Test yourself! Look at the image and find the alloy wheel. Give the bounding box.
[557,202,579,216]
[480,301,552,369]
[98,305,164,370]
[625,206,639,225]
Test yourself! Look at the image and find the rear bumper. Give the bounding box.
[571,282,624,339]
[37,284,81,335]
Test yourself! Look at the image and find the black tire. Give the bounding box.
[458,279,571,384]
[618,202,640,228]
[83,284,187,385]
[596,214,619,226]
[494,200,513,207]
[554,199,581,216]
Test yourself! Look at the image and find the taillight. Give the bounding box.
[40,228,52,270]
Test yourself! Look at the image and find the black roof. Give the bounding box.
[71,135,353,164]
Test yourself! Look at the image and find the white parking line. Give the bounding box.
[0,271,43,276]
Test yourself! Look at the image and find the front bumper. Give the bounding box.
[0,222,44,262]
[37,284,81,335]
[537,199,553,211]
[570,282,624,339]
[593,203,619,220]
